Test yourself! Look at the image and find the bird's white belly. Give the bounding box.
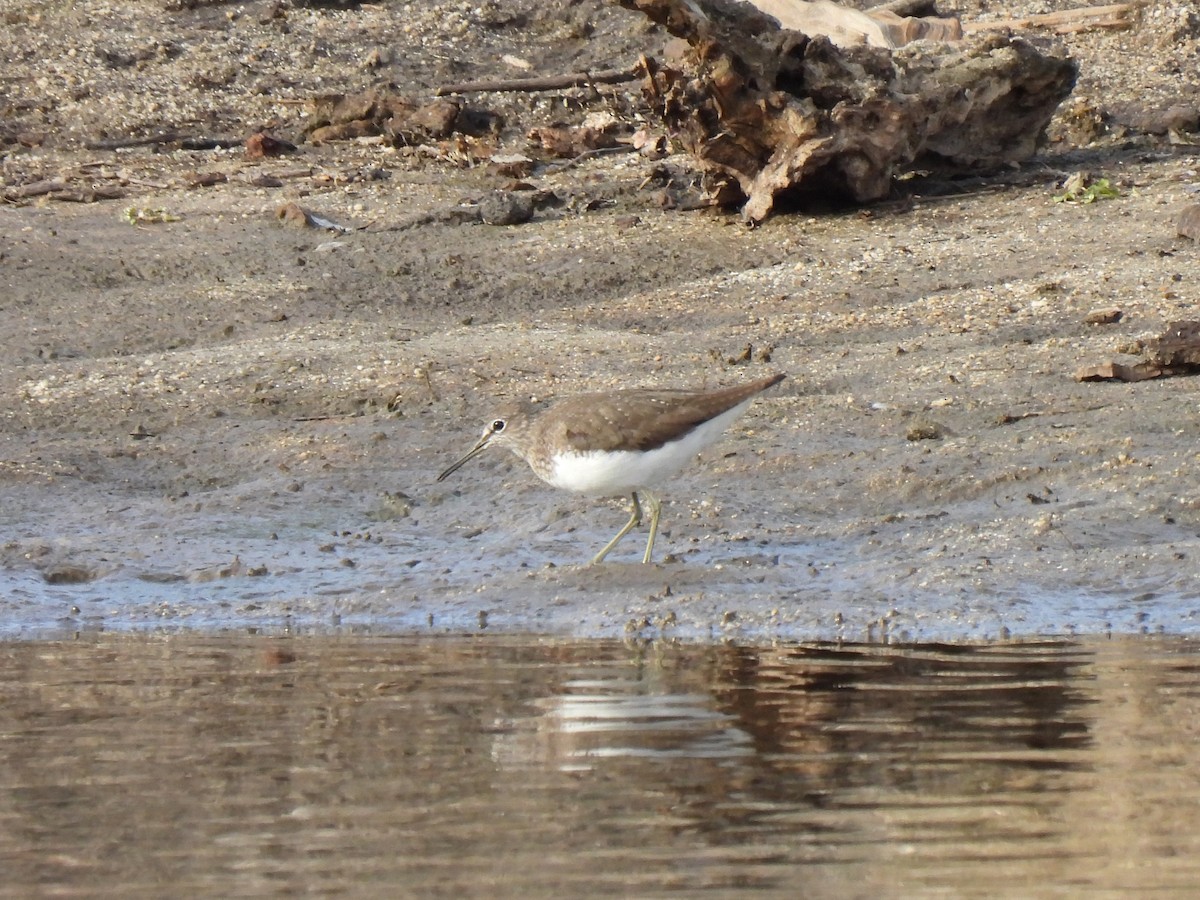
[546,399,752,496]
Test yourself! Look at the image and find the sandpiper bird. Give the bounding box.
[437,372,785,564]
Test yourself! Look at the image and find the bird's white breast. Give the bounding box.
[546,399,753,496]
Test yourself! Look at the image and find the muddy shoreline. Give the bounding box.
[3,1,1200,640]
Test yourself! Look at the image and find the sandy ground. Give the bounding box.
[3,0,1200,641]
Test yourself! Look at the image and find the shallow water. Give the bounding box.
[1,632,1198,897]
[8,464,1200,643]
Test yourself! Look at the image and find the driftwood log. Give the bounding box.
[617,0,1077,221]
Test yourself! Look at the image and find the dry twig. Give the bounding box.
[436,65,641,97]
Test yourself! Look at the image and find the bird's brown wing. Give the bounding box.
[542,373,784,453]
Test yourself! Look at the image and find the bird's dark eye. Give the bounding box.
[491,419,506,432]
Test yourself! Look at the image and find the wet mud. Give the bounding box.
[3,2,1200,640]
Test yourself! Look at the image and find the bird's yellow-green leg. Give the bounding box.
[591,492,643,565]
[641,491,662,564]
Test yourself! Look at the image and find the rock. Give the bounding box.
[1121,103,1200,136]
[906,420,946,441]
[478,191,534,226]
[187,171,227,188]
[276,202,314,228]
[245,131,296,159]
[43,565,96,584]
[304,89,466,143]
[489,154,536,178]
[1074,362,1174,382]
[1085,308,1123,325]
[1178,204,1200,241]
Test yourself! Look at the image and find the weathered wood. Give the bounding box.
[2,179,127,203]
[749,0,961,48]
[870,0,941,17]
[1076,321,1200,382]
[616,0,1076,221]
[3,179,70,199]
[1150,321,1200,368]
[963,2,1141,35]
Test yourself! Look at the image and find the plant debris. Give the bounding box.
[1076,321,1200,382]
[1053,172,1119,203]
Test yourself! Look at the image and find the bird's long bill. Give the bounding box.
[436,435,492,482]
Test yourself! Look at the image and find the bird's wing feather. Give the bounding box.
[545,374,784,453]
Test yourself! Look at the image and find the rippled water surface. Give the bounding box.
[2,633,1199,897]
